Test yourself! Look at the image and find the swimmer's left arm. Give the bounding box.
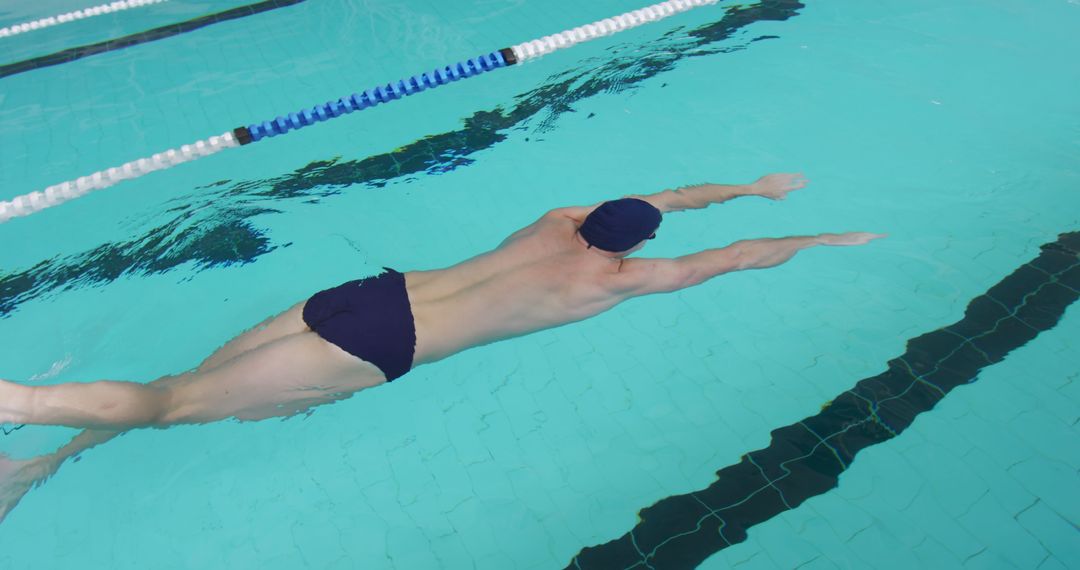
[629,173,808,213]
[626,184,750,213]
[547,202,605,223]
[499,204,602,245]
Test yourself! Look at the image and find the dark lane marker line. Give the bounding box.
[567,232,1080,570]
[0,0,308,79]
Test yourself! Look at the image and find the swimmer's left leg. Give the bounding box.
[0,376,173,429]
[195,301,308,373]
[0,331,384,430]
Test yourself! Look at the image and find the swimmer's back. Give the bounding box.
[406,216,620,364]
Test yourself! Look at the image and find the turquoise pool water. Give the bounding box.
[1,0,1078,568]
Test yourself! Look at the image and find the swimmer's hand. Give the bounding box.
[0,453,61,524]
[815,232,888,246]
[750,173,808,200]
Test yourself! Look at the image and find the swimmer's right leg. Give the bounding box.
[1,429,118,522]
[1,331,383,522]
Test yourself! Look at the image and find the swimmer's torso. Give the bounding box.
[403,214,625,365]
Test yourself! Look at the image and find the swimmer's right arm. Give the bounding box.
[608,248,745,296]
[610,238,813,296]
[610,234,881,297]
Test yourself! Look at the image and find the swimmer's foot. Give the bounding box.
[0,380,12,425]
[750,173,809,200]
[0,453,60,524]
[0,379,28,425]
[816,232,888,246]
[0,385,12,426]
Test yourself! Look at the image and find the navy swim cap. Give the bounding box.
[579,198,662,253]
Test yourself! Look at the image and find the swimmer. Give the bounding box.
[0,173,884,521]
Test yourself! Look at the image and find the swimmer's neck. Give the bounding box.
[573,231,622,263]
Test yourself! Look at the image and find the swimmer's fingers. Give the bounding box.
[816,232,888,246]
[752,173,809,200]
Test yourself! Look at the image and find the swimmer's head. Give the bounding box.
[579,198,662,256]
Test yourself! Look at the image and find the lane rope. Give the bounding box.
[0,0,168,38]
[0,0,718,224]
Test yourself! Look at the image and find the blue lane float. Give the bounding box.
[237,50,510,144]
[0,0,716,224]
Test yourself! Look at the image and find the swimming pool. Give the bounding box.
[1,0,1078,567]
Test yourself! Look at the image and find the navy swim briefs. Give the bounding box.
[302,268,416,381]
